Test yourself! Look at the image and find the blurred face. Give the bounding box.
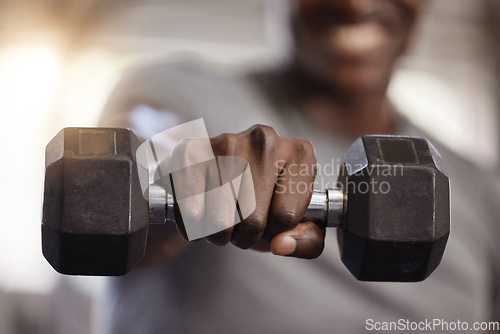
[291,0,424,95]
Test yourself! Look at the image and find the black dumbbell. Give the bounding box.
[42,127,450,281]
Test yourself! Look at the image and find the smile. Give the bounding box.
[327,22,389,57]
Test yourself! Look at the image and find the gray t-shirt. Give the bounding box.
[101,59,500,334]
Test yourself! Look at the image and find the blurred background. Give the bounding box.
[0,0,498,333]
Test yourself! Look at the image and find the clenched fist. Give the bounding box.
[159,124,324,259]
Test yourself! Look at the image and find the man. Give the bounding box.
[101,1,500,333]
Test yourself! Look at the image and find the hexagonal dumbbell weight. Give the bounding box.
[42,128,149,275]
[42,128,450,281]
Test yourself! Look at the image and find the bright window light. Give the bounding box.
[0,45,61,119]
[0,44,62,293]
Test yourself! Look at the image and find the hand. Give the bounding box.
[164,124,324,259]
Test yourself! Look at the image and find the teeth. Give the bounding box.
[329,23,386,53]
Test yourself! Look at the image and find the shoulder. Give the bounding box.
[116,55,248,96]
[99,55,252,127]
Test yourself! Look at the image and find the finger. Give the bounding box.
[203,156,241,246]
[230,155,278,249]
[230,179,273,249]
[162,138,215,241]
[270,221,326,259]
[212,125,283,249]
[229,134,280,249]
[169,162,207,241]
[263,141,316,242]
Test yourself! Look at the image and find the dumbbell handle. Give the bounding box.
[149,184,345,228]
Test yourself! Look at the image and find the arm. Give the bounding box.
[98,69,323,267]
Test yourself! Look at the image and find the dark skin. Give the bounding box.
[287,0,422,137]
[141,0,425,265]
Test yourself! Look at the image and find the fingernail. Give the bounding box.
[275,236,297,256]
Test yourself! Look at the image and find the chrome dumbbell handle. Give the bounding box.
[148,184,175,224]
[148,184,345,228]
[304,189,345,228]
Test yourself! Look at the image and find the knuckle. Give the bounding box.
[231,214,267,249]
[171,138,210,163]
[250,124,278,135]
[205,229,232,246]
[175,137,200,151]
[240,215,267,235]
[270,211,300,230]
[213,133,238,155]
[248,124,280,148]
[291,138,316,160]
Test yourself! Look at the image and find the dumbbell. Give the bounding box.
[42,127,450,281]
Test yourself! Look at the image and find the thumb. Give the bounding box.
[270,221,325,259]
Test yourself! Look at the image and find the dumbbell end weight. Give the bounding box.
[42,127,149,275]
[337,136,450,282]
